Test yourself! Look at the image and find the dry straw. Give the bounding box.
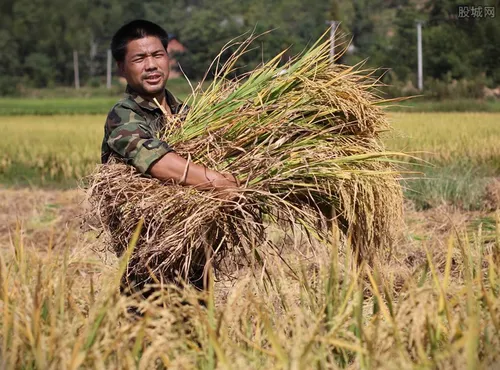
[86,33,404,286]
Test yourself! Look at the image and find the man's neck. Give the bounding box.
[150,91,167,111]
[127,85,171,114]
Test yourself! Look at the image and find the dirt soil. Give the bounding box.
[0,188,97,252]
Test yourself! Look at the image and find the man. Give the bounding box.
[102,19,238,189]
[102,20,238,296]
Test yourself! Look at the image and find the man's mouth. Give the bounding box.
[144,74,162,84]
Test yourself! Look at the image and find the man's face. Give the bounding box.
[119,36,170,97]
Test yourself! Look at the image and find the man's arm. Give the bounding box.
[149,152,237,190]
[105,105,237,190]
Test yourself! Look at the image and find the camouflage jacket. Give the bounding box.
[101,85,185,174]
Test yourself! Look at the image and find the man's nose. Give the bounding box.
[144,56,158,71]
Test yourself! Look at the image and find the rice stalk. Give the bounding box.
[1,218,499,368]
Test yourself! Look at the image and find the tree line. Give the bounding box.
[0,0,498,97]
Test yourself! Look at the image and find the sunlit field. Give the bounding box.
[387,113,500,210]
[0,115,103,185]
[1,112,499,196]
[387,112,500,166]
[0,112,499,368]
[0,186,498,369]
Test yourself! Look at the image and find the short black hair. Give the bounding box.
[111,20,169,63]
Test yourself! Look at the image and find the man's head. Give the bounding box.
[111,20,170,98]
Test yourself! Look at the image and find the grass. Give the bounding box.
[0,97,118,116]
[2,97,499,116]
[402,162,492,210]
[386,112,500,210]
[385,98,500,113]
[0,79,204,115]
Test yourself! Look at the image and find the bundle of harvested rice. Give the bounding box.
[86,35,403,284]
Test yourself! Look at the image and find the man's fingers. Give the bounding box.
[233,174,241,187]
[220,172,241,188]
[215,188,242,202]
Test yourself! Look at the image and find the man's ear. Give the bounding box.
[117,62,125,77]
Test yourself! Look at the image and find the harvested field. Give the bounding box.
[0,188,498,368]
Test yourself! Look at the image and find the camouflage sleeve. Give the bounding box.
[105,105,173,174]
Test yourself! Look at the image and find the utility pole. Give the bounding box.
[107,49,112,89]
[326,20,339,64]
[416,21,423,91]
[73,50,80,90]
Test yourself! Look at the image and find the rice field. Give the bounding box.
[387,112,500,166]
[1,112,499,193]
[386,113,500,210]
[0,115,102,186]
[0,111,499,368]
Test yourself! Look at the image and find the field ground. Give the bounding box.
[0,111,499,368]
[1,188,497,258]
[0,187,498,368]
[0,79,204,115]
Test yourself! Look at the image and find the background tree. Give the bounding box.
[0,0,498,95]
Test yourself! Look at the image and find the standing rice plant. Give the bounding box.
[86,33,404,284]
[1,212,499,368]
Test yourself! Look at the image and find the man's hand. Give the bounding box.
[210,172,237,189]
[212,178,239,199]
[212,173,244,206]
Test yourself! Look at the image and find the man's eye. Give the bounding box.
[133,58,144,63]
[154,53,164,58]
